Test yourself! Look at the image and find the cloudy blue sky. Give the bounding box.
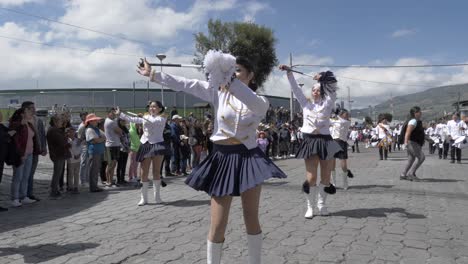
[1,0,467,108]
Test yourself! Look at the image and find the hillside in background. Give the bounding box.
[351,83,468,122]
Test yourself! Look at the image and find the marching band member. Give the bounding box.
[447,112,467,164]
[376,114,392,160]
[330,108,354,190]
[279,65,341,219]
[116,101,168,206]
[435,119,449,159]
[138,51,286,264]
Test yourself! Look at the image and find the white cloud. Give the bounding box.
[0,0,42,6]
[47,0,236,43]
[391,28,416,38]
[242,1,271,22]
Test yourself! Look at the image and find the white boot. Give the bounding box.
[304,186,318,219]
[247,233,262,264]
[138,181,149,206]
[341,170,349,190]
[317,183,330,216]
[331,170,337,187]
[207,240,223,264]
[153,179,163,204]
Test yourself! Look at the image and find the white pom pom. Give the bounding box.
[203,50,236,89]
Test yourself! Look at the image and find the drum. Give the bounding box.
[453,136,468,149]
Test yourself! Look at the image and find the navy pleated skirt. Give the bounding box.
[334,139,349,160]
[296,133,342,160]
[136,142,170,162]
[185,144,287,197]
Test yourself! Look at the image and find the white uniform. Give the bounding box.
[286,72,337,135]
[330,117,351,141]
[150,71,269,149]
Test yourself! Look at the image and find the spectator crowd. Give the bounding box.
[1,101,466,211]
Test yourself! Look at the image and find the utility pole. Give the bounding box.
[289,53,294,122]
[156,53,166,105]
[133,81,136,112]
[390,92,394,116]
[347,86,353,118]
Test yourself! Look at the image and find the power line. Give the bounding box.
[338,75,429,87]
[0,35,145,57]
[293,63,468,68]
[0,7,196,57]
[1,7,152,47]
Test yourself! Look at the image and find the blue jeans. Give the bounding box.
[11,154,33,200]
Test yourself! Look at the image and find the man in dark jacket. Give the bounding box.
[0,112,11,211]
[170,115,182,175]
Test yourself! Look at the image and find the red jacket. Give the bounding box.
[9,121,40,158]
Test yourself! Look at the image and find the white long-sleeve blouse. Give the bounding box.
[286,72,337,135]
[119,113,166,144]
[150,71,269,149]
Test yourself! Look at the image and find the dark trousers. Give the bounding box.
[450,140,462,161]
[171,143,181,173]
[51,159,65,195]
[117,151,128,183]
[440,141,449,159]
[161,154,171,175]
[379,146,388,160]
[100,161,108,183]
[88,154,102,191]
[271,141,278,157]
[352,139,360,153]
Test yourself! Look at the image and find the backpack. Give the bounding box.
[398,121,409,145]
[5,134,22,167]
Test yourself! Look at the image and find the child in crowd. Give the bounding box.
[66,127,81,194]
[257,131,269,154]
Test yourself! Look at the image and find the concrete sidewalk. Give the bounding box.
[1,146,467,263]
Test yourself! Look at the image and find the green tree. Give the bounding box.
[194,19,277,89]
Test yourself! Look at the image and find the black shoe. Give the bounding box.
[165,172,175,176]
[439,156,442,159]
[450,160,455,164]
[302,181,310,194]
[407,175,421,182]
[324,184,336,194]
[90,188,104,192]
[400,175,408,180]
[457,160,462,164]
[347,170,354,178]
[161,180,167,188]
[0,206,8,212]
[28,195,41,202]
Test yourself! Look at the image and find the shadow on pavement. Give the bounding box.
[0,242,99,263]
[263,181,289,187]
[332,207,426,219]
[349,185,394,190]
[0,177,109,234]
[164,199,210,207]
[419,178,464,183]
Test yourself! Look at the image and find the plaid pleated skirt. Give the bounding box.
[185,144,287,197]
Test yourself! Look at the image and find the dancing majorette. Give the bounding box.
[138,50,287,264]
[116,101,168,206]
[330,108,354,190]
[279,65,342,219]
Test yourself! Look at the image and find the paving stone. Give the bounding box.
[1,149,467,263]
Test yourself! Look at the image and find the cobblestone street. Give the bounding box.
[1,147,467,264]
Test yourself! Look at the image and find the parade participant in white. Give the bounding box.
[435,120,449,159]
[330,109,354,190]
[279,65,342,219]
[138,51,286,264]
[447,113,467,164]
[116,101,168,206]
[376,115,392,160]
